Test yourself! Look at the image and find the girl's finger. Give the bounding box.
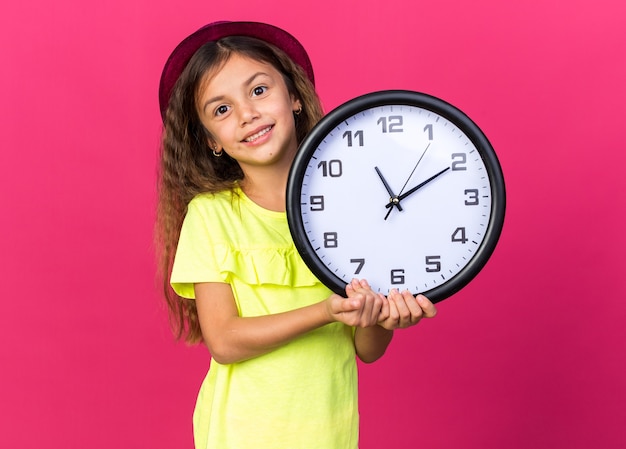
[416,294,437,318]
[400,290,424,323]
[378,294,390,322]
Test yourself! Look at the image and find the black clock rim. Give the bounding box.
[286,90,506,303]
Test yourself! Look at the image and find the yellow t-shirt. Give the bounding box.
[171,189,359,449]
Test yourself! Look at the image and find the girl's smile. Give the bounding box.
[242,125,273,144]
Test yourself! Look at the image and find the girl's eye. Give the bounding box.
[215,105,230,116]
[252,86,268,96]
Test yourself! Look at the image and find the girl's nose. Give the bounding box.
[238,100,260,126]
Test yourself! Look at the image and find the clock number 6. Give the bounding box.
[391,269,405,285]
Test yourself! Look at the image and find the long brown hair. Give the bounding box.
[155,36,324,344]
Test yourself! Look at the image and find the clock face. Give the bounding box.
[287,91,505,303]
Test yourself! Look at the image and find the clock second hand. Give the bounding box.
[381,142,431,220]
[397,142,431,197]
[385,166,451,209]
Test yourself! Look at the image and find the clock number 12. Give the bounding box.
[377,116,403,133]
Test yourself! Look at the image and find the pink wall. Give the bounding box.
[1,0,624,447]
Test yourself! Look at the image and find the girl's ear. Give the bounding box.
[207,139,224,157]
[207,139,219,151]
[293,98,303,115]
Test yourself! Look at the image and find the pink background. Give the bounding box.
[1,0,624,447]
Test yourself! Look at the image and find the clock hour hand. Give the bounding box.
[385,167,451,209]
[375,166,402,212]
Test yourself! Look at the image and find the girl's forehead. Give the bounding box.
[210,54,276,81]
[198,54,281,95]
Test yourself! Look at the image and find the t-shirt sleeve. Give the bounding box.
[170,199,228,299]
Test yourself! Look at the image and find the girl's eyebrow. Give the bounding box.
[202,72,270,113]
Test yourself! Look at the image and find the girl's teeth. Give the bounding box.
[245,127,271,142]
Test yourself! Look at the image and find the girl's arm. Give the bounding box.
[194,281,382,364]
[354,326,394,363]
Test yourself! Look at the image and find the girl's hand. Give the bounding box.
[326,279,385,327]
[378,289,437,330]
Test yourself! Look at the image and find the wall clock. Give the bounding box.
[286,90,505,303]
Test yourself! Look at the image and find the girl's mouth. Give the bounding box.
[243,126,273,143]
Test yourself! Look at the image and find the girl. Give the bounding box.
[156,21,437,448]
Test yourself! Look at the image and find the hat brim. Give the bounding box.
[158,21,315,120]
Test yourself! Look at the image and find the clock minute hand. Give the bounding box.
[385,167,451,209]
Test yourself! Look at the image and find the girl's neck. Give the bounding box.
[239,169,288,212]
[237,145,297,212]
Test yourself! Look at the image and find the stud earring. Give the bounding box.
[210,144,223,157]
[294,105,302,116]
